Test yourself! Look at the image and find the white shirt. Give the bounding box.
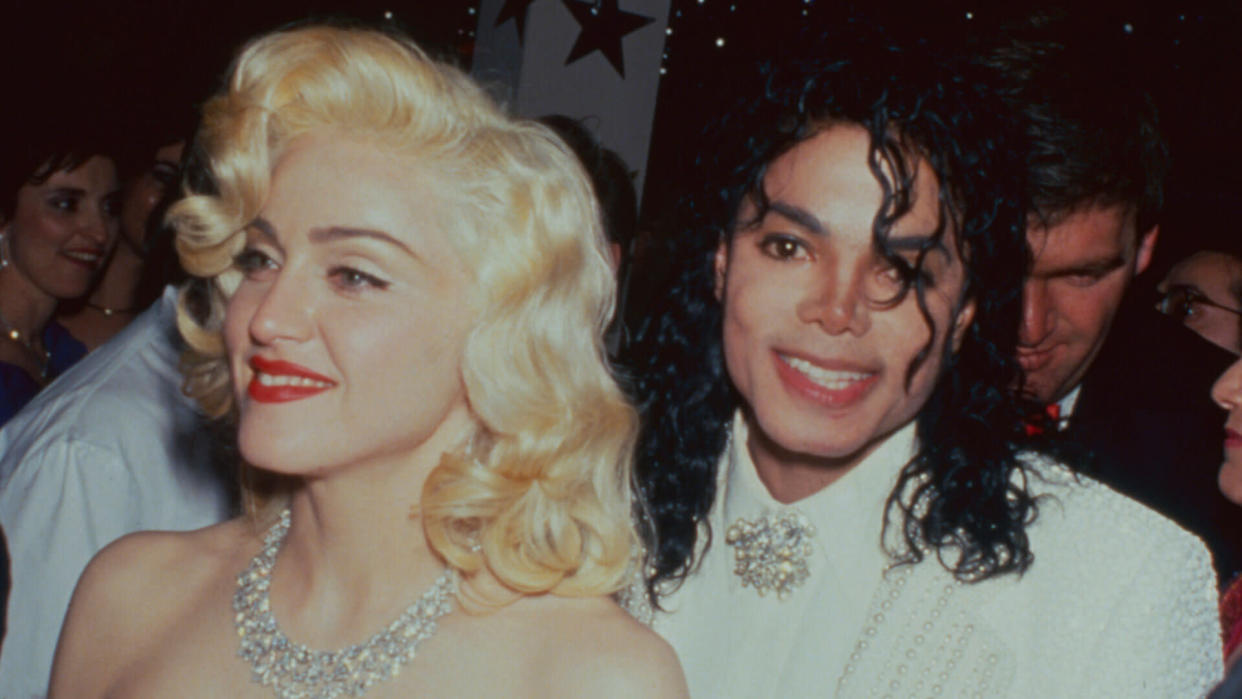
[654,414,1223,698]
[0,287,234,698]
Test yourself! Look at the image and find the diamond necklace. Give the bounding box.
[233,509,458,699]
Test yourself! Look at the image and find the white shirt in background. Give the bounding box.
[0,287,234,698]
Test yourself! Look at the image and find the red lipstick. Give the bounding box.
[773,352,879,409]
[1225,429,1242,449]
[247,356,336,403]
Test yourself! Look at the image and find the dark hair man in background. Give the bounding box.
[538,114,638,356]
[989,19,1242,584]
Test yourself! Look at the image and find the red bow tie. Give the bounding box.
[1024,402,1061,437]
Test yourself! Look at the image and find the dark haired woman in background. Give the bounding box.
[0,114,119,425]
[55,135,186,350]
[623,28,1222,697]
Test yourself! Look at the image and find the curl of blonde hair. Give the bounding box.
[169,24,639,600]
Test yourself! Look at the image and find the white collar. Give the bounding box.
[1056,384,1082,420]
[719,413,919,595]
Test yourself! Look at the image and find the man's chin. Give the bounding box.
[1017,372,1066,405]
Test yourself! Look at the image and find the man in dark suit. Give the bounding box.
[992,27,1242,584]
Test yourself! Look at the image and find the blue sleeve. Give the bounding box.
[42,322,87,378]
[0,364,39,428]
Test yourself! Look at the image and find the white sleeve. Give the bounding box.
[1084,530,1224,698]
[0,440,140,698]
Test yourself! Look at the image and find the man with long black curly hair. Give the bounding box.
[622,25,1221,697]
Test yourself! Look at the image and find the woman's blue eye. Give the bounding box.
[331,267,389,291]
[234,248,275,274]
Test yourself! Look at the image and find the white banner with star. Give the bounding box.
[473,0,671,199]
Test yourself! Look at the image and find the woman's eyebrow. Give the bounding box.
[308,226,417,259]
[245,216,278,242]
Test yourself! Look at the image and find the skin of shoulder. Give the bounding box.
[47,521,687,699]
[47,518,253,698]
[520,596,689,699]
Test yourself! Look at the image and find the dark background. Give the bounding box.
[8,0,1240,277]
[640,0,1242,283]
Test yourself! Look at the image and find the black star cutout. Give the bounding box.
[562,0,654,78]
[496,0,538,44]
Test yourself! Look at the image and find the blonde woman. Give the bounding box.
[49,25,686,698]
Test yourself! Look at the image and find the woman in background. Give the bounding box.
[49,24,685,698]
[57,135,187,350]
[0,124,119,424]
[1211,353,1242,670]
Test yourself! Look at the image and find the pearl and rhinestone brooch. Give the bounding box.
[725,511,815,599]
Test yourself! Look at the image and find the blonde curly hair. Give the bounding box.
[168,24,639,599]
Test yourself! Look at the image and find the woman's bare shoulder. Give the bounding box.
[523,596,688,698]
[73,518,252,602]
[48,518,255,697]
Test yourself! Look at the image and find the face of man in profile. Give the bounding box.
[1018,204,1157,404]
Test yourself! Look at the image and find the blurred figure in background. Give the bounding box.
[0,111,120,426]
[1209,354,1242,683]
[537,115,639,357]
[56,135,187,349]
[1158,250,1242,355]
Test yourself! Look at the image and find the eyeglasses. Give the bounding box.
[1155,284,1242,322]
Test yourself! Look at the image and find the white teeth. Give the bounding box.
[255,371,332,389]
[63,251,100,263]
[782,355,871,390]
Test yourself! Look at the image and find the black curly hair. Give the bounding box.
[624,28,1057,604]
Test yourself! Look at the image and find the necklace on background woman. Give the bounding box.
[0,306,49,378]
[85,301,139,317]
[233,508,458,699]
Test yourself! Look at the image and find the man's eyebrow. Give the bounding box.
[1041,254,1127,277]
[768,201,826,235]
[47,187,85,197]
[308,226,417,258]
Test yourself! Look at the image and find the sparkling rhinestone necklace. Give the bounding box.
[233,509,457,699]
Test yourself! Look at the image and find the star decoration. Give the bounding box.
[495,0,538,43]
[562,0,655,78]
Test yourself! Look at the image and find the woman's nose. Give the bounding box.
[1212,357,1242,412]
[246,272,314,345]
